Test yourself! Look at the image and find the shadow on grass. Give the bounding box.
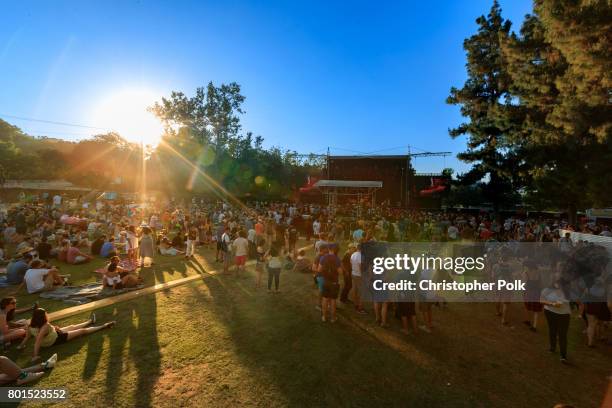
[181,270,480,407]
[53,292,162,406]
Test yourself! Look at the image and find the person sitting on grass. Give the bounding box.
[0,354,57,385]
[100,236,117,258]
[0,297,36,344]
[36,236,53,261]
[14,260,66,294]
[159,237,183,256]
[90,235,105,256]
[17,308,115,363]
[67,241,93,264]
[291,249,311,273]
[102,256,140,289]
[3,250,33,285]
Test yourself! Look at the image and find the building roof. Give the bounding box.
[328,155,409,160]
[313,180,383,188]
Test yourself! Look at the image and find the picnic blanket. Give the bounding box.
[39,282,144,305]
[94,258,139,274]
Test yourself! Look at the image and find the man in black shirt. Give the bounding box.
[35,237,52,261]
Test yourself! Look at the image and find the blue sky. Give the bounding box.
[0,0,532,173]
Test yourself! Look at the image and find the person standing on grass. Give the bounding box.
[17,308,115,363]
[255,236,266,288]
[541,275,571,363]
[350,244,366,314]
[319,244,342,323]
[266,247,282,293]
[138,226,156,267]
[312,244,329,311]
[394,265,418,335]
[232,230,249,276]
[185,226,197,260]
[417,267,436,333]
[339,244,355,304]
[286,222,298,258]
[523,259,543,332]
[220,226,232,274]
[126,226,139,264]
[492,255,512,326]
[214,223,224,262]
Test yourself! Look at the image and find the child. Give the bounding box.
[103,260,123,290]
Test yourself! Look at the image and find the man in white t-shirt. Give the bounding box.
[232,231,250,275]
[350,246,365,313]
[16,260,64,294]
[52,194,62,208]
[312,219,321,237]
[221,228,232,273]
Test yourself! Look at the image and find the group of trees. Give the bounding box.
[447,0,611,220]
[0,82,322,201]
[1,1,608,214]
[147,82,322,200]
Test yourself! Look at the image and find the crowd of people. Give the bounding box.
[0,193,610,384]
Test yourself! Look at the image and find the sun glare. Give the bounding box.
[93,88,164,147]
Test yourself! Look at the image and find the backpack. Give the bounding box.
[220,234,229,252]
[321,255,339,282]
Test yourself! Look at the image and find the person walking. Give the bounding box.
[541,276,571,363]
[266,247,282,293]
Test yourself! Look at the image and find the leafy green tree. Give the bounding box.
[502,6,611,221]
[447,1,523,211]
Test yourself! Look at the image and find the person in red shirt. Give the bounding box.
[255,219,265,236]
[66,242,92,265]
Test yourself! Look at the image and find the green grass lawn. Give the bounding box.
[2,244,611,407]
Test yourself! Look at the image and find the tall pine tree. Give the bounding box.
[447,1,523,211]
[502,2,612,222]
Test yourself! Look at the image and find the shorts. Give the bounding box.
[53,329,69,346]
[223,252,231,266]
[315,276,325,293]
[322,281,340,299]
[235,255,247,266]
[585,302,611,321]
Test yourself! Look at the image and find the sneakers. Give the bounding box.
[16,371,44,385]
[419,325,432,333]
[43,353,58,370]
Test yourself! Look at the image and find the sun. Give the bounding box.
[93,88,164,147]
